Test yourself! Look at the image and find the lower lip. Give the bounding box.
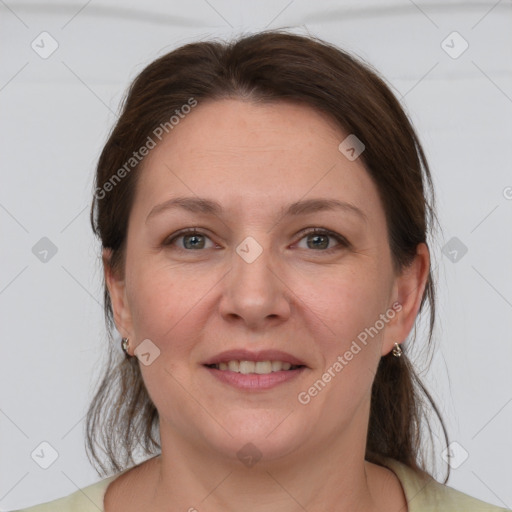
[203,366,307,390]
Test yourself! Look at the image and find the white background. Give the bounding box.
[1,0,511,510]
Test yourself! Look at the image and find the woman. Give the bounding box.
[16,29,508,511]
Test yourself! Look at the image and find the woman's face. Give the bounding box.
[106,98,427,464]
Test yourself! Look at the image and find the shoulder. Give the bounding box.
[11,473,123,512]
[379,457,510,512]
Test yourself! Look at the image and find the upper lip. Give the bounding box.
[202,349,307,367]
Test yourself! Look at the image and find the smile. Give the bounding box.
[205,360,304,374]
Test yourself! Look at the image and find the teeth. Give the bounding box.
[255,361,272,374]
[240,361,255,374]
[210,360,298,374]
[272,361,286,371]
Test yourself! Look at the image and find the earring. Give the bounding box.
[121,337,132,358]
[392,342,402,358]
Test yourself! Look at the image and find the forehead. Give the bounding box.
[153,98,345,165]
[131,99,384,225]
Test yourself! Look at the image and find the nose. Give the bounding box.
[218,240,292,331]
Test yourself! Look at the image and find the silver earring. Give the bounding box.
[121,337,132,357]
[392,342,402,357]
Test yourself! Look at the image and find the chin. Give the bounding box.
[198,411,312,466]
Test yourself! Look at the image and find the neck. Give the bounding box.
[145,416,385,512]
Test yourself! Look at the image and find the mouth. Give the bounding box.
[204,360,306,374]
[203,356,308,390]
[202,349,308,375]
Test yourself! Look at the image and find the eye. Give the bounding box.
[163,227,349,253]
[164,229,216,250]
[295,228,349,253]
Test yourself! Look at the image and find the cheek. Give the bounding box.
[125,259,216,349]
[297,264,391,393]
[128,276,175,334]
[298,262,389,339]
[302,275,387,397]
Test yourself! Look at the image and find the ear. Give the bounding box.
[381,243,430,356]
[102,248,134,351]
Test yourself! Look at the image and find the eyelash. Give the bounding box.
[163,227,349,254]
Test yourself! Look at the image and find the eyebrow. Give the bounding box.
[146,196,368,223]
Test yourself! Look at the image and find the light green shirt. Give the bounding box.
[13,457,509,511]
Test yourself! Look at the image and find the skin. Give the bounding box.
[103,98,429,512]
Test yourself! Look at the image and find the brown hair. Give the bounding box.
[87,28,449,481]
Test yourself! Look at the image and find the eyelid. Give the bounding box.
[163,227,217,248]
[294,227,350,251]
[164,227,349,251]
